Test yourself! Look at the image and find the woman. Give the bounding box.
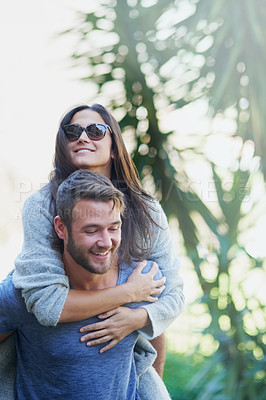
[12,104,184,398]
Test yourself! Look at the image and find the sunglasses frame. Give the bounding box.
[63,123,111,142]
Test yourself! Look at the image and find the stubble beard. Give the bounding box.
[66,234,117,275]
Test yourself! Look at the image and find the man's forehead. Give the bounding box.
[72,199,121,220]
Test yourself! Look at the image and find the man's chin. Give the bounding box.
[81,257,115,275]
[89,263,111,274]
[72,250,118,275]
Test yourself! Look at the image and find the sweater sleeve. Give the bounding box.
[12,188,69,326]
[138,200,184,339]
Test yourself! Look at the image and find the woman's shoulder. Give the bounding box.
[25,183,51,205]
[22,183,53,217]
[144,195,167,227]
[145,195,162,210]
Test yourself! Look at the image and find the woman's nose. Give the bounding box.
[78,129,90,142]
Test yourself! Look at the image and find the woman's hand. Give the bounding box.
[79,306,149,353]
[126,261,166,303]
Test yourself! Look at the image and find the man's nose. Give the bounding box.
[97,231,112,248]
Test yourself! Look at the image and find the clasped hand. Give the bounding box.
[79,306,143,353]
[79,260,165,353]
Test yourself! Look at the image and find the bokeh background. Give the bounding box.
[1,1,265,399]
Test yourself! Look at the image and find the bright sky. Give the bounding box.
[0,0,96,279]
[0,0,95,178]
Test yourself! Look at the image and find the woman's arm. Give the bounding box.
[77,261,162,351]
[79,201,184,343]
[78,306,166,376]
[79,306,150,352]
[138,200,184,339]
[13,189,68,325]
[13,189,165,325]
[60,262,165,322]
[78,261,166,349]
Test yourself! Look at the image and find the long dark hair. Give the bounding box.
[49,104,158,264]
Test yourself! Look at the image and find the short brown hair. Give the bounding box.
[56,169,124,231]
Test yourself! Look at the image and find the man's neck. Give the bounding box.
[63,253,119,291]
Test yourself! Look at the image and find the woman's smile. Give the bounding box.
[67,109,113,178]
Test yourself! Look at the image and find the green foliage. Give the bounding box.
[165,348,266,400]
[190,161,266,399]
[163,352,206,400]
[62,1,266,399]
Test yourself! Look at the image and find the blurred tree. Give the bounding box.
[185,155,266,400]
[63,0,209,263]
[168,0,266,179]
[62,0,266,398]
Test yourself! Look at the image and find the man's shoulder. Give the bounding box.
[118,260,163,282]
[0,274,23,307]
[1,274,15,292]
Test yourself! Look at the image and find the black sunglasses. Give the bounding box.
[63,123,111,142]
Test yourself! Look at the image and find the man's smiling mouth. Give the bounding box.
[91,250,110,256]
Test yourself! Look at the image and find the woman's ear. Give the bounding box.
[54,216,68,240]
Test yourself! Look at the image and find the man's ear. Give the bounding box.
[54,216,68,240]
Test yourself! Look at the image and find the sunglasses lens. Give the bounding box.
[64,125,83,141]
[64,124,109,141]
[86,124,107,140]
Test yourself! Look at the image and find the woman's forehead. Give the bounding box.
[71,109,104,125]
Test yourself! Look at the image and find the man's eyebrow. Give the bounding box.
[82,220,122,229]
[82,224,98,229]
[110,220,122,225]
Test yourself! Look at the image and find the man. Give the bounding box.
[0,170,171,399]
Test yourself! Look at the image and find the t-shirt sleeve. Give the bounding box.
[12,189,69,327]
[138,201,184,339]
[0,276,21,334]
